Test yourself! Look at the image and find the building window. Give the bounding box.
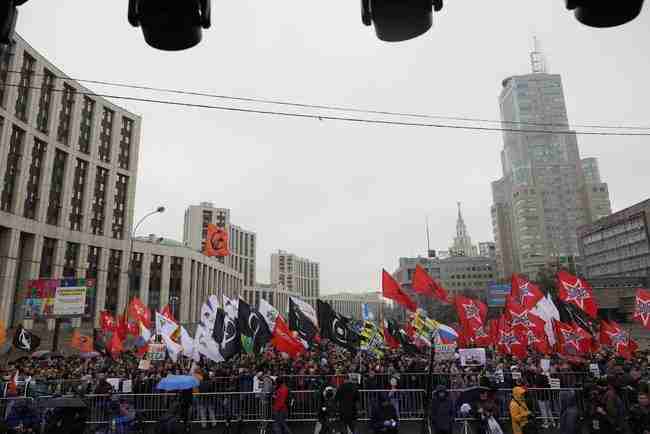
[23,138,47,220]
[69,158,88,231]
[86,246,101,280]
[36,69,56,133]
[99,107,114,163]
[46,149,68,226]
[39,237,57,278]
[14,52,35,122]
[0,40,15,107]
[119,117,133,170]
[112,174,128,239]
[63,242,80,277]
[78,96,95,154]
[1,125,25,213]
[106,249,122,312]
[91,166,109,235]
[149,255,163,312]
[169,257,183,318]
[129,252,143,301]
[57,83,76,145]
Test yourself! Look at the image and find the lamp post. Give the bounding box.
[169,295,180,320]
[127,206,165,306]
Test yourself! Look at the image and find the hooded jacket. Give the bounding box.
[431,385,454,433]
[510,386,531,434]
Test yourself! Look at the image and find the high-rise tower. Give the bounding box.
[451,202,478,257]
[490,43,611,280]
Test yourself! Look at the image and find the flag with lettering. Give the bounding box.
[557,271,598,318]
[633,288,650,330]
[511,273,544,309]
[554,320,592,356]
[599,320,637,359]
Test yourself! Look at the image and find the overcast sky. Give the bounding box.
[17,1,650,293]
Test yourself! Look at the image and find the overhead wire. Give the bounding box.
[3,82,650,137]
[5,69,650,132]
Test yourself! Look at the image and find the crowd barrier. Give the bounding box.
[0,387,584,431]
[3,371,592,397]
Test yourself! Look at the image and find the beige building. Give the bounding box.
[270,250,319,306]
[183,202,256,287]
[0,34,243,328]
[240,283,299,316]
[321,291,381,321]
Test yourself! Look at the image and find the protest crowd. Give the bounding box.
[0,267,649,434]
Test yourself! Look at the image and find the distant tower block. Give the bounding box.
[530,36,547,74]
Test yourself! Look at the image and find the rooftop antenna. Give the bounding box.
[530,36,547,74]
[425,216,435,258]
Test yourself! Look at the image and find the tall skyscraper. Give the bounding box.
[270,250,320,306]
[451,202,478,257]
[490,48,611,280]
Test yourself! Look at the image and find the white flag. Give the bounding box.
[140,322,152,342]
[259,298,279,332]
[194,324,223,363]
[531,295,561,345]
[162,334,183,363]
[180,326,194,359]
[155,312,179,338]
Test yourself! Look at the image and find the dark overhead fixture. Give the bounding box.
[361,0,443,42]
[0,0,29,46]
[128,0,211,51]
[565,0,644,28]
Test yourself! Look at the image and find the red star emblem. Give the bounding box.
[636,299,650,325]
[564,280,590,309]
[510,311,532,329]
[499,331,519,353]
[560,329,582,351]
[463,303,481,321]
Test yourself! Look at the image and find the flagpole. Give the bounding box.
[423,339,436,434]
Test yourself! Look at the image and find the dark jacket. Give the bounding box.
[336,381,360,421]
[430,386,454,433]
[629,404,650,434]
[560,391,579,434]
[371,398,399,434]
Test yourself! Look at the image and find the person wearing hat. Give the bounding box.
[510,386,533,434]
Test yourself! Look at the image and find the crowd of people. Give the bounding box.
[1,341,649,433]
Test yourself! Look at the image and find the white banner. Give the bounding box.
[53,287,87,316]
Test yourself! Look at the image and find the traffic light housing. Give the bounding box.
[128,0,211,51]
[565,0,644,27]
[361,0,443,42]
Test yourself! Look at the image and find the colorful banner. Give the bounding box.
[23,278,96,319]
[359,321,384,358]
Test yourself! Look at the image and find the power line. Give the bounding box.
[5,69,650,132]
[5,82,650,136]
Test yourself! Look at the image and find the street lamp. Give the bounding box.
[169,295,180,319]
[127,206,165,307]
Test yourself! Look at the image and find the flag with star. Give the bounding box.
[633,288,650,330]
[599,320,638,359]
[454,295,487,330]
[511,273,544,310]
[557,271,598,318]
[554,320,592,356]
[496,322,527,359]
[507,300,546,335]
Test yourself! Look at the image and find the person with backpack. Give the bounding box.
[510,386,534,434]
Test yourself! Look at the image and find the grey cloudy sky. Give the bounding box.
[17,1,650,293]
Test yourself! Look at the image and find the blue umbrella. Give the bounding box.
[156,374,199,391]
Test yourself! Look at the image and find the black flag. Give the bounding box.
[238,298,272,354]
[317,300,359,352]
[13,326,40,352]
[212,296,241,361]
[289,297,319,346]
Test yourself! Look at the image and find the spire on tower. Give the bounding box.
[530,36,547,74]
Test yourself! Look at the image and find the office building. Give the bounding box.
[0,35,243,329]
[321,291,381,321]
[450,202,478,257]
[270,250,319,305]
[490,48,611,280]
[479,242,496,259]
[183,202,256,287]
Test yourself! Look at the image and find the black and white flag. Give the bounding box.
[289,297,320,347]
[13,326,41,352]
[238,298,271,354]
[212,295,241,360]
[317,300,359,353]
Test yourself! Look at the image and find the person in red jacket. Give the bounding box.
[272,377,292,434]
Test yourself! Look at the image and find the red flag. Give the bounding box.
[454,295,487,329]
[382,270,417,312]
[455,325,472,348]
[7,370,18,396]
[271,316,305,359]
[599,320,637,359]
[496,323,527,359]
[99,311,117,332]
[107,332,123,357]
[161,305,176,322]
[555,320,592,356]
[116,315,128,341]
[383,321,400,350]
[511,273,544,310]
[128,298,152,329]
[557,271,598,318]
[126,321,139,337]
[412,264,449,303]
[507,301,546,335]
[471,324,493,347]
[633,288,650,330]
